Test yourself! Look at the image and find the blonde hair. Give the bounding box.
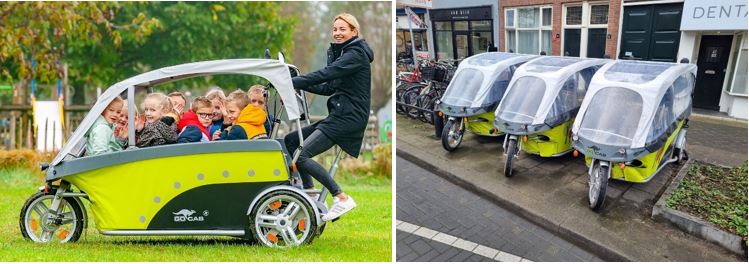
[191,96,213,112]
[334,13,360,36]
[205,87,226,101]
[248,85,266,98]
[168,91,186,103]
[108,96,124,108]
[226,89,249,110]
[142,93,173,115]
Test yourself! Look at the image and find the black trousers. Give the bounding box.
[284,126,343,196]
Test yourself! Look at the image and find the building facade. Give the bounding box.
[498,0,622,58]
[397,0,501,61]
[497,0,747,119]
[676,0,747,118]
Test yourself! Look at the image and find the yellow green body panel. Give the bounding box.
[521,119,574,157]
[584,120,684,183]
[466,111,503,136]
[65,150,288,231]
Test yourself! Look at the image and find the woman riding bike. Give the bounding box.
[285,13,374,221]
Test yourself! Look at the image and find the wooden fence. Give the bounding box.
[0,105,381,151]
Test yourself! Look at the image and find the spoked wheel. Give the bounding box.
[504,137,518,177]
[416,94,436,123]
[19,192,84,243]
[403,89,422,119]
[441,118,464,152]
[588,161,609,211]
[395,83,412,114]
[250,190,317,247]
[423,95,441,124]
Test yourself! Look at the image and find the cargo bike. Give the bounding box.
[436,52,537,152]
[494,56,607,177]
[18,56,345,247]
[571,60,697,211]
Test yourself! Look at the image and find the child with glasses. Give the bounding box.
[177,96,214,143]
[134,93,178,147]
[214,90,267,140]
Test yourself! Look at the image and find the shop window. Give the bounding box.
[729,35,748,96]
[454,21,469,31]
[731,48,747,95]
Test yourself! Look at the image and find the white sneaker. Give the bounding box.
[322,196,357,221]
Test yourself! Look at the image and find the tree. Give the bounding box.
[64,2,296,101]
[0,1,160,104]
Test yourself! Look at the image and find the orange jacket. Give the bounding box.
[234,104,267,139]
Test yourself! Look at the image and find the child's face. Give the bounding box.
[143,98,163,123]
[170,96,185,114]
[196,106,214,128]
[103,100,123,124]
[118,105,128,127]
[210,98,223,121]
[225,102,242,124]
[250,93,266,109]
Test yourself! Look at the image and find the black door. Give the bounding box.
[587,28,607,58]
[693,35,733,110]
[619,3,682,61]
[564,29,581,57]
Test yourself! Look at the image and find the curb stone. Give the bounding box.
[652,159,748,257]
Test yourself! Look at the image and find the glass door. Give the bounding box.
[454,32,469,60]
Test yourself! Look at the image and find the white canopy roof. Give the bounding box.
[51,59,300,166]
[495,56,608,125]
[571,60,697,148]
[441,52,537,109]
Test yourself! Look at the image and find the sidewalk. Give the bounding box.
[395,114,746,261]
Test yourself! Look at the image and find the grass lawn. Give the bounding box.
[0,167,391,261]
[666,161,747,238]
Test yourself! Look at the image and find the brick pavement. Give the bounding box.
[396,114,744,261]
[396,156,603,262]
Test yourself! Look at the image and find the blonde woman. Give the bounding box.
[285,13,374,221]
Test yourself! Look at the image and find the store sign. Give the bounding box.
[430,6,492,21]
[405,7,427,28]
[415,51,430,59]
[681,0,748,31]
[399,0,432,9]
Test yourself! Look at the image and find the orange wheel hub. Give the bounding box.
[267,232,278,243]
[30,219,38,231]
[297,219,306,231]
[57,230,69,240]
[269,200,282,210]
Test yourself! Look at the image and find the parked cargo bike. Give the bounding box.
[571,60,697,211]
[18,57,343,247]
[437,52,537,151]
[494,57,607,177]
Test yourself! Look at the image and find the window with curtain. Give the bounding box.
[506,7,552,55]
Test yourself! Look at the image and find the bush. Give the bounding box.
[0,149,56,172]
[338,143,392,179]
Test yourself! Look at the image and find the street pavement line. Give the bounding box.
[397,219,533,262]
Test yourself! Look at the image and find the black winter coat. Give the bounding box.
[292,37,374,158]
